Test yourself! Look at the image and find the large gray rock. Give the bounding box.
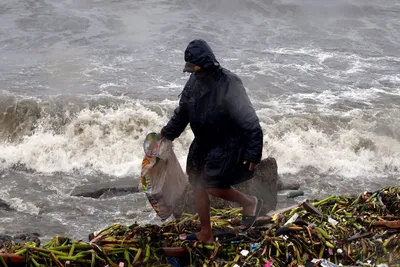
[0,199,13,211]
[174,157,280,217]
[277,177,301,191]
[70,178,139,198]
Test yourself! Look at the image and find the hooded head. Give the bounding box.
[183,39,220,73]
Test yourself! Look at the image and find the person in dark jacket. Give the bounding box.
[161,39,264,244]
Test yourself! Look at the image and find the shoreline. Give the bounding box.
[1,186,399,267]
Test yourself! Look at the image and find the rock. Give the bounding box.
[13,233,41,246]
[286,190,305,199]
[0,233,40,249]
[233,157,279,214]
[277,177,301,191]
[0,199,13,211]
[70,178,139,198]
[174,157,279,217]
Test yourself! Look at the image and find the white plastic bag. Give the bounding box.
[140,133,188,220]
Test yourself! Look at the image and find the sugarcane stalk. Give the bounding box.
[72,250,91,259]
[365,192,378,203]
[68,242,75,257]
[132,248,142,264]
[123,249,131,266]
[31,257,40,267]
[143,244,151,263]
[330,203,338,214]
[14,248,27,255]
[127,247,138,252]
[50,243,93,252]
[183,244,192,265]
[162,232,176,237]
[351,194,362,206]
[61,238,70,247]
[0,255,8,267]
[315,227,332,240]
[210,243,220,260]
[383,235,395,247]
[93,254,105,263]
[56,254,92,261]
[288,207,301,217]
[103,248,127,255]
[325,241,335,249]
[90,250,96,267]
[100,239,140,245]
[28,247,68,256]
[312,195,338,207]
[50,252,64,267]
[318,245,325,259]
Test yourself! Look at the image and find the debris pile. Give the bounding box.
[1,186,399,266]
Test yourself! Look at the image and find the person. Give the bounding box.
[160,39,264,244]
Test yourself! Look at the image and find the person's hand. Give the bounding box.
[243,160,257,171]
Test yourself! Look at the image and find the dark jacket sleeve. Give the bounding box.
[161,84,190,141]
[225,76,263,163]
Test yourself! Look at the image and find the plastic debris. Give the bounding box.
[264,259,274,267]
[284,212,299,225]
[167,257,181,267]
[328,216,338,226]
[311,258,339,267]
[250,242,261,252]
[240,249,249,257]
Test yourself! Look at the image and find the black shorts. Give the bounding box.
[188,161,254,188]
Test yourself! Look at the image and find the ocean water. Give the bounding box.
[0,0,399,240]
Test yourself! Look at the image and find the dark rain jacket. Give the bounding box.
[161,40,263,187]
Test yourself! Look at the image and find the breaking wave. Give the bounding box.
[0,91,399,180]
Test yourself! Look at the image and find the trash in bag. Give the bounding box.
[140,132,188,220]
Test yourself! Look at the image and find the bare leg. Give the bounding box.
[207,187,257,216]
[180,187,214,244]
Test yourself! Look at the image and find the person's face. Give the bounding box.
[183,62,201,73]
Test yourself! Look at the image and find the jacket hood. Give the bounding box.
[184,39,220,71]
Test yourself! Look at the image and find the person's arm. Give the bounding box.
[225,77,263,168]
[161,83,190,141]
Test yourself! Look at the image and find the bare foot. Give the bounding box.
[179,231,214,244]
[242,196,257,216]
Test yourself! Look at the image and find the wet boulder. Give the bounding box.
[277,177,301,191]
[0,199,13,211]
[70,178,139,198]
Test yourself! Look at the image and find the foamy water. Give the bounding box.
[1,92,399,180]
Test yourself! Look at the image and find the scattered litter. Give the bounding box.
[240,249,249,257]
[328,216,338,226]
[311,258,339,267]
[264,259,274,267]
[250,242,261,251]
[284,212,299,225]
[1,186,399,266]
